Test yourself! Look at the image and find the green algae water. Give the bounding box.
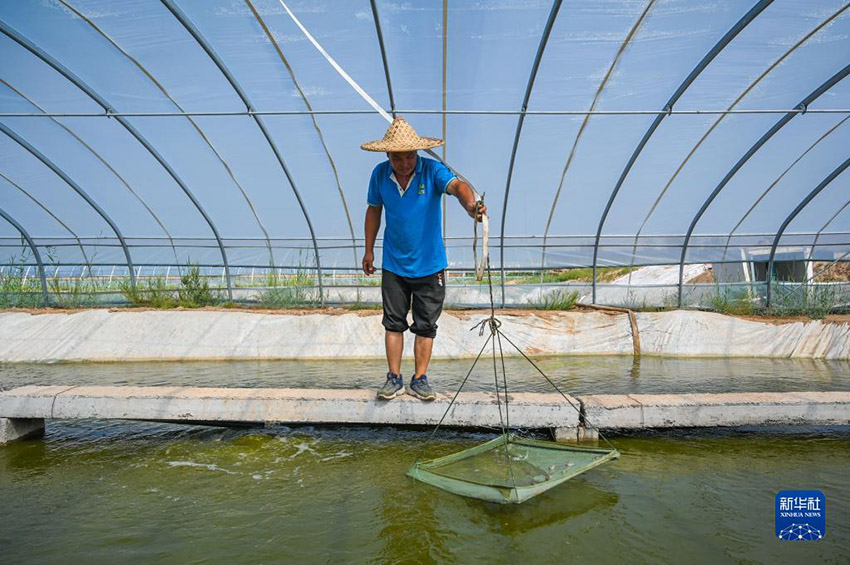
[2,356,850,394]
[2,357,849,562]
[1,423,848,563]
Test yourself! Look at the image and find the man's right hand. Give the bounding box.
[362,251,376,275]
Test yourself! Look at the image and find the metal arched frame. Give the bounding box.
[0,121,136,288]
[719,114,850,265]
[0,19,233,298]
[0,206,49,304]
[245,0,358,278]
[369,0,396,117]
[627,4,850,284]
[160,0,323,304]
[58,0,272,269]
[0,77,179,266]
[541,0,657,273]
[766,156,850,306]
[590,0,773,303]
[809,193,850,262]
[677,62,850,307]
[499,0,563,306]
[0,170,94,278]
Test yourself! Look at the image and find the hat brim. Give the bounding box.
[360,136,444,152]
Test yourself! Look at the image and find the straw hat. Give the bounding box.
[360,116,444,152]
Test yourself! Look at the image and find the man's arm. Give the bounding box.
[362,205,382,275]
[447,179,487,221]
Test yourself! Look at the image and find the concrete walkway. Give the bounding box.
[0,309,849,361]
[2,386,848,444]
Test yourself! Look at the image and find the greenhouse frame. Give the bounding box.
[1,0,849,311]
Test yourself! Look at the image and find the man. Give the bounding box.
[361,116,486,401]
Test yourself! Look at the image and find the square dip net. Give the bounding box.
[409,315,619,505]
[409,434,619,504]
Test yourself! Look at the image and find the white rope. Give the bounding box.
[473,202,489,281]
[278,0,488,280]
[278,0,392,124]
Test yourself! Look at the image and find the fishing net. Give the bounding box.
[409,435,619,504]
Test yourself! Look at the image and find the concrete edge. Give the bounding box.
[1,387,848,446]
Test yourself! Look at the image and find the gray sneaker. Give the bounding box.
[409,375,436,401]
[377,372,405,400]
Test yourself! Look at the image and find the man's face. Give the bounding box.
[387,151,417,177]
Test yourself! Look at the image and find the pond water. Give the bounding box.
[1,357,848,562]
[2,356,850,395]
[1,423,847,563]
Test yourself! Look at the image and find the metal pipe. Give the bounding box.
[161,0,323,305]
[0,206,49,305]
[0,121,138,289]
[541,0,656,275]
[0,170,93,279]
[809,197,850,263]
[370,0,396,117]
[441,0,448,243]
[57,0,269,270]
[245,0,358,286]
[766,156,850,307]
[3,108,850,118]
[590,0,774,304]
[0,20,232,297]
[723,116,850,257]
[499,0,563,306]
[0,77,180,266]
[718,114,850,267]
[629,4,850,291]
[677,62,850,307]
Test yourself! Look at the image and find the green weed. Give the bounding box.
[120,276,177,308]
[699,286,756,316]
[533,289,580,310]
[177,264,219,307]
[0,251,47,308]
[764,283,844,319]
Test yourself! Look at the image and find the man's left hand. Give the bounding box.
[468,200,487,222]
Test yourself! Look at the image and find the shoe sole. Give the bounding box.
[377,386,405,400]
[409,389,436,401]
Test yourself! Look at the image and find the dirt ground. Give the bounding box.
[814,261,850,282]
[5,305,849,325]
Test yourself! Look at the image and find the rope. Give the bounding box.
[413,332,493,465]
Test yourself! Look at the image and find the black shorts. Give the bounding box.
[381,269,446,338]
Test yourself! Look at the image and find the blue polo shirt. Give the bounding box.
[367,156,457,278]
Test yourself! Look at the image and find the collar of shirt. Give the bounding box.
[387,155,423,197]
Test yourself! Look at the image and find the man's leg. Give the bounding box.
[408,270,444,400]
[386,331,404,375]
[378,270,411,399]
[413,335,433,378]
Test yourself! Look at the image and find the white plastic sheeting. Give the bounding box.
[0,309,848,361]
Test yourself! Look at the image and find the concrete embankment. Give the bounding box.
[0,309,848,362]
[1,386,848,444]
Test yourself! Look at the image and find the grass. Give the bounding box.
[531,289,580,310]
[347,301,382,311]
[177,264,219,307]
[121,276,178,308]
[257,264,317,308]
[700,288,757,316]
[48,274,99,309]
[511,267,635,285]
[0,264,45,308]
[764,282,845,319]
[120,264,220,308]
